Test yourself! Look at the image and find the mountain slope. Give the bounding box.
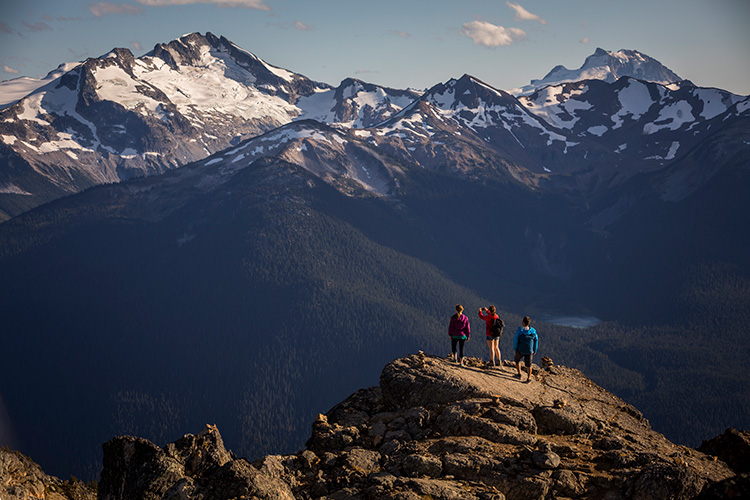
[0,154,499,478]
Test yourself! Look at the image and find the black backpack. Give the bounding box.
[490,317,505,337]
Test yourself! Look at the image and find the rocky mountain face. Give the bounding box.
[0,32,419,220]
[7,354,748,500]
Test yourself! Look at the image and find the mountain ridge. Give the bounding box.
[2,33,747,221]
[2,354,748,500]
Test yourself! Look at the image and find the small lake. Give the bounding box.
[537,314,602,329]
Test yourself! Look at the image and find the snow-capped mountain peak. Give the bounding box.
[0,62,82,109]
[296,77,422,128]
[512,48,683,96]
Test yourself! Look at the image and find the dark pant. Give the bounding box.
[514,350,533,367]
[451,338,466,360]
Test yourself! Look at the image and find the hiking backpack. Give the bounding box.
[490,317,505,337]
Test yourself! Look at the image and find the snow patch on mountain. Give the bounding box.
[16,93,52,125]
[262,127,333,146]
[0,62,82,109]
[38,132,96,154]
[136,46,301,124]
[380,113,433,139]
[692,88,745,120]
[611,80,654,128]
[429,82,463,111]
[587,125,608,137]
[94,65,167,118]
[296,89,337,123]
[645,141,680,160]
[0,183,32,195]
[643,101,695,134]
[296,79,420,128]
[13,82,112,156]
[518,85,592,129]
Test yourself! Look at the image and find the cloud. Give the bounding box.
[267,20,316,31]
[0,22,13,34]
[580,37,590,44]
[505,2,547,25]
[136,0,270,10]
[460,20,526,47]
[90,2,142,17]
[130,41,144,50]
[67,47,91,59]
[389,30,412,38]
[294,21,315,31]
[23,21,53,32]
[3,65,20,75]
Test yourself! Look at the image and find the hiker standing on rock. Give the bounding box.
[449,304,471,366]
[478,306,503,367]
[513,316,538,383]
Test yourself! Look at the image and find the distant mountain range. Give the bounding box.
[1,33,747,221]
[0,32,419,220]
[0,32,748,481]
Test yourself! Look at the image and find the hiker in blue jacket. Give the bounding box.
[513,316,538,383]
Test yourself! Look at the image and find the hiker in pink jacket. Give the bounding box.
[449,304,471,366]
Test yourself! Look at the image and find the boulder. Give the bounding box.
[98,424,294,500]
[401,453,442,477]
[698,428,750,473]
[694,472,750,500]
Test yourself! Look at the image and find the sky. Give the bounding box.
[0,0,749,95]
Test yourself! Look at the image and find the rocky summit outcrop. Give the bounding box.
[94,354,739,500]
[697,428,750,474]
[693,428,750,500]
[97,424,294,500]
[0,447,95,500]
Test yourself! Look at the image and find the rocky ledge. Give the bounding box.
[4,354,750,500]
[0,447,95,500]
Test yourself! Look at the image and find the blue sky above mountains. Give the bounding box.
[1,0,748,95]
